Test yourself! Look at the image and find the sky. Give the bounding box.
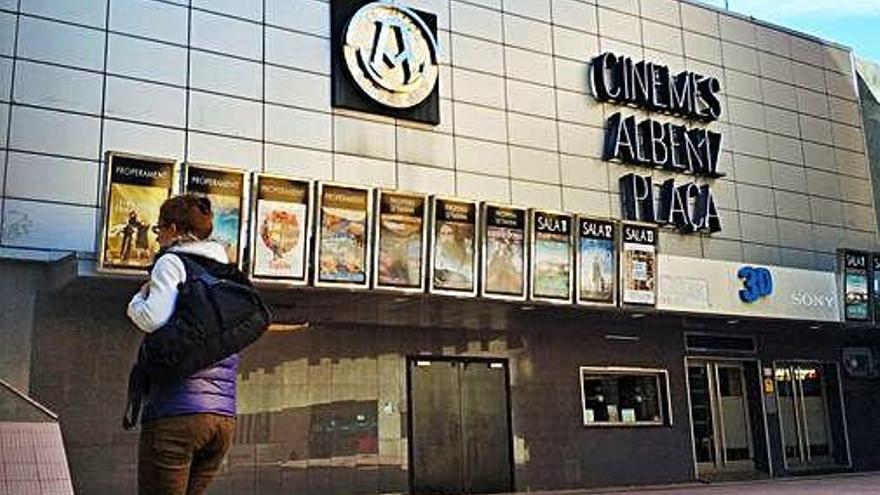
[695,0,880,62]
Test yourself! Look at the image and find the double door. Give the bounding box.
[408,358,513,495]
[688,361,756,477]
[775,362,845,469]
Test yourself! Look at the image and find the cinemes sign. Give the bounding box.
[591,52,724,234]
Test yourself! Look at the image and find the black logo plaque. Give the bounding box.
[331,0,441,124]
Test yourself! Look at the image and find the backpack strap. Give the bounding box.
[172,252,220,286]
[122,358,148,430]
[171,252,230,331]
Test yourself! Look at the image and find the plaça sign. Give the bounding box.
[657,255,840,322]
[591,52,724,234]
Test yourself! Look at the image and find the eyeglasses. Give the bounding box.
[151,223,169,234]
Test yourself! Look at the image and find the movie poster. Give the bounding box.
[482,205,527,299]
[621,224,657,306]
[251,174,311,283]
[531,210,573,302]
[577,217,616,305]
[873,254,880,322]
[843,250,869,321]
[185,165,246,267]
[317,184,370,286]
[375,191,426,291]
[100,153,176,272]
[430,198,477,295]
[846,274,869,320]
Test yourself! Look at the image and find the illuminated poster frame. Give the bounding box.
[314,182,373,289]
[372,190,428,293]
[428,196,479,297]
[576,216,617,306]
[99,151,178,275]
[249,173,313,285]
[873,254,880,324]
[183,163,248,269]
[480,203,528,301]
[530,209,574,304]
[620,223,657,306]
[841,250,870,322]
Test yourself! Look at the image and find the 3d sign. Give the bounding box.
[737,266,773,303]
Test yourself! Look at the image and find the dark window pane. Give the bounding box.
[582,370,666,425]
[718,367,743,397]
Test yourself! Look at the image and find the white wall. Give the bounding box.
[0,0,874,271]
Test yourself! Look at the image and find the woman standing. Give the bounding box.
[127,194,241,495]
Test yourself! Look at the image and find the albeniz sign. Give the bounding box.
[591,52,723,234]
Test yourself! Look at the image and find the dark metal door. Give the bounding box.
[461,361,513,494]
[409,358,513,495]
[410,359,463,494]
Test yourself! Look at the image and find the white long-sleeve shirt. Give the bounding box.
[126,241,229,333]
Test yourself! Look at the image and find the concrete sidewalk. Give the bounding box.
[519,472,880,495]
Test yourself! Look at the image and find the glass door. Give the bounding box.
[775,363,838,469]
[688,361,755,477]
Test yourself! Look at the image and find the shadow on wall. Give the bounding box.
[26,280,511,495]
[28,279,694,494]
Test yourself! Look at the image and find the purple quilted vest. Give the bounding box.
[141,353,238,423]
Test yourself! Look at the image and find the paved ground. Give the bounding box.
[599,473,880,494]
[526,473,880,495]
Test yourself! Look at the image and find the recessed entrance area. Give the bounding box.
[407,357,514,495]
[775,362,851,471]
[687,359,767,481]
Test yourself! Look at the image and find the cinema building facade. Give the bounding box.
[2,0,880,493]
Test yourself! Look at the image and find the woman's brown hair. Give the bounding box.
[158,194,213,240]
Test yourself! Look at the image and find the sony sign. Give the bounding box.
[591,52,724,234]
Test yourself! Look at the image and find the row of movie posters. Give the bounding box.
[100,153,288,280]
[98,152,658,305]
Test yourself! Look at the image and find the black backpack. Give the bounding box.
[123,252,271,429]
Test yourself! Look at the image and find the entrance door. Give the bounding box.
[409,358,513,495]
[775,362,846,469]
[688,361,756,478]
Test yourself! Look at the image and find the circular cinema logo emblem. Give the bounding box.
[343,1,440,109]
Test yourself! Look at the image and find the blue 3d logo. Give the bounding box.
[737,266,773,303]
